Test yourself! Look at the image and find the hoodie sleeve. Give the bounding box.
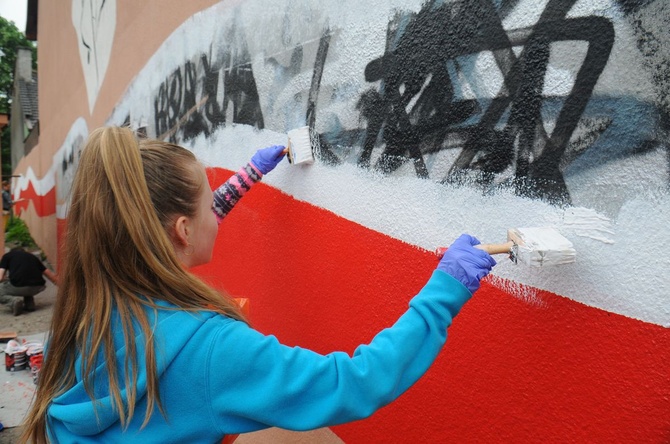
[205,270,472,435]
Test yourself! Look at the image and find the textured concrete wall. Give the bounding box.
[16,0,670,441]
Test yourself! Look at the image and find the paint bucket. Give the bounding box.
[4,340,28,371]
[26,342,44,384]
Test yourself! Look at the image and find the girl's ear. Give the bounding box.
[173,215,190,247]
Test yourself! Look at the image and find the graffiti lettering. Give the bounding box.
[153,54,264,143]
[140,0,666,206]
[350,0,615,205]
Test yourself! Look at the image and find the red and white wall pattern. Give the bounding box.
[15,0,670,442]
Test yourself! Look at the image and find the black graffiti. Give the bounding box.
[142,0,665,205]
[305,31,341,165]
[153,53,264,143]
[350,0,615,205]
[75,0,109,70]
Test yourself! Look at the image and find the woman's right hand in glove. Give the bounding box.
[436,234,497,294]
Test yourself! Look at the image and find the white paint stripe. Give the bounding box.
[16,120,668,327]
[18,0,666,327]
[186,125,669,328]
[14,118,89,219]
[13,166,55,199]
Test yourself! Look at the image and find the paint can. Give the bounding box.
[4,340,28,371]
[26,341,44,384]
[5,339,28,372]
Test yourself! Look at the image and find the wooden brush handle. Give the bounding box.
[476,241,514,255]
[435,241,514,258]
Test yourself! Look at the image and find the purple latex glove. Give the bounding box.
[250,145,287,175]
[437,234,497,294]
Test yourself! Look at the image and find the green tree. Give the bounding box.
[0,17,37,178]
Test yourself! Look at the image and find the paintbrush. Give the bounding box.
[435,227,576,267]
[286,126,319,165]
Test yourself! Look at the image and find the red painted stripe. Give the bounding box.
[194,168,670,443]
[13,182,57,218]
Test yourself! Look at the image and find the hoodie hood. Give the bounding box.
[47,302,217,436]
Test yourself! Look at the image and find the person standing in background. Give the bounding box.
[2,180,13,227]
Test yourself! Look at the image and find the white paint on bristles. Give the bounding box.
[287,127,316,165]
[509,227,577,267]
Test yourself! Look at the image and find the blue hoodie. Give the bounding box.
[46,270,471,443]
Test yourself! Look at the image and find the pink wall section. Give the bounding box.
[193,169,670,442]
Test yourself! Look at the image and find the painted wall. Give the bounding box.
[18,0,669,442]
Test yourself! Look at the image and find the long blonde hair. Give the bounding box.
[21,127,246,443]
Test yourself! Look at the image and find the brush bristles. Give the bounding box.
[287,126,317,165]
[508,227,576,267]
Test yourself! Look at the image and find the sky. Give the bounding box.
[0,0,28,33]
